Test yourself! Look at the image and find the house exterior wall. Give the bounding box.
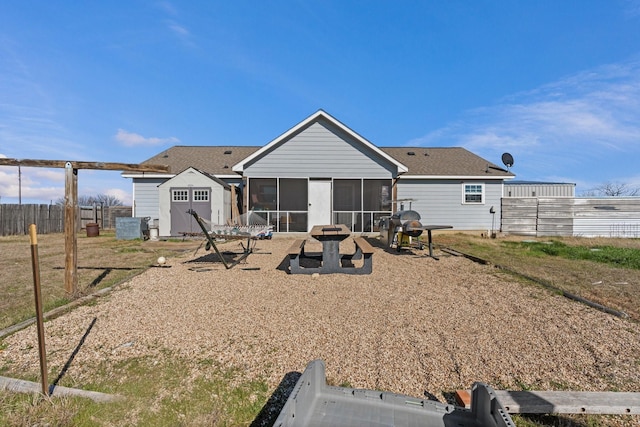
[132,178,165,221]
[158,169,230,236]
[243,121,396,179]
[396,179,503,231]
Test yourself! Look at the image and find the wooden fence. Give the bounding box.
[0,204,132,236]
[502,197,640,238]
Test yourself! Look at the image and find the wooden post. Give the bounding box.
[0,157,169,296]
[64,162,78,296]
[29,224,49,396]
[231,185,240,224]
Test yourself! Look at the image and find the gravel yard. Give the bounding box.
[2,236,639,416]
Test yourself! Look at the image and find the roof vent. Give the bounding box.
[407,151,415,156]
[223,164,229,169]
[224,150,232,155]
[163,154,169,158]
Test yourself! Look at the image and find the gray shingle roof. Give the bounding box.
[141,146,260,175]
[380,147,513,177]
[139,145,514,178]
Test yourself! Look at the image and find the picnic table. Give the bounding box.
[288,224,374,275]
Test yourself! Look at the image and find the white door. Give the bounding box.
[307,179,332,231]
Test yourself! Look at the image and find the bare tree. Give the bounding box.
[93,194,124,206]
[55,194,124,206]
[583,181,640,197]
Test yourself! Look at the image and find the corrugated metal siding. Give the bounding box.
[537,198,574,236]
[501,197,640,237]
[396,179,502,230]
[504,183,575,197]
[574,198,640,237]
[501,198,573,236]
[501,198,538,236]
[243,121,395,179]
[133,178,165,219]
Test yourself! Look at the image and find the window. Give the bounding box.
[172,190,189,202]
[248,178,277,210]
[463,183,484,204]
[193,190,209,202]
[279,179,307,211]
[334,180,361,210]
[363,179,391,210]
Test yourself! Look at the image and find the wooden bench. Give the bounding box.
[353,236,374,255]
[350,236,374,274]
[288,239,306,273]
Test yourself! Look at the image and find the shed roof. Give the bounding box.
[157,166,231,189]
[506,180,575,186]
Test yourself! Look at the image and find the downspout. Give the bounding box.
[391,177,399,214]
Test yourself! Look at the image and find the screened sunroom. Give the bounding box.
[246,177,392,233]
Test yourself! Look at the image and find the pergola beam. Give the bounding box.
[1,157,169,296]
[0,158,169,173]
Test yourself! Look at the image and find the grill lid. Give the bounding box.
[391,210,421,221]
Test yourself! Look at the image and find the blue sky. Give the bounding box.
[1,1,639,204]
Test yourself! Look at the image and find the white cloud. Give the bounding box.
[410,58,640,189]
[168,21,190,38]
[155,2,195,48]
[115,129,180,147]
[105,188,132,205]
[0,167,64,202]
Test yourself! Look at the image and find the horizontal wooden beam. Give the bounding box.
[0,158,169,173]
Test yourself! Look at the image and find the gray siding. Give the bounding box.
[244,120,395,179]
[133,178,165,219]
[396,179,503,230]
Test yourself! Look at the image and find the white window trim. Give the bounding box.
[462,182,485,204]
[193,189,210,202]
[172,189,189,202]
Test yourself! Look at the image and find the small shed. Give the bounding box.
[158,167,231,236]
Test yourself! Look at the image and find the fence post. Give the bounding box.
[64,163,78,296]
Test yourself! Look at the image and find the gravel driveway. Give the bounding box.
[2,236,639,405]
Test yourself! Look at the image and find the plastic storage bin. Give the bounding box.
[274,359,514,427]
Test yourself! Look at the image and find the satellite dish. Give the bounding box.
[501,152,514,169]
